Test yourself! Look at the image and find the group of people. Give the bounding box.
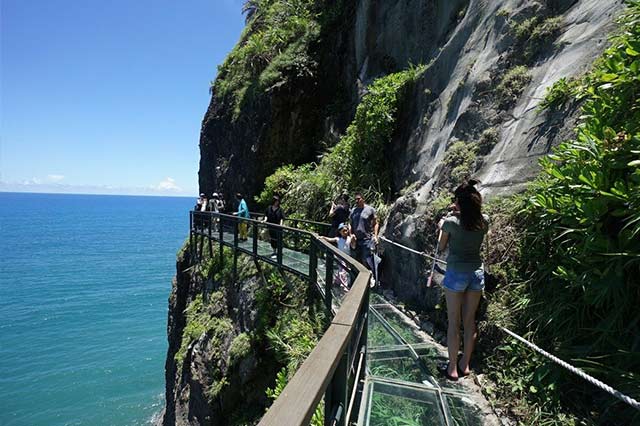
[194,192,225,213]
[322,192,380,287]
[324,182,489,381]
[193,181,489,381]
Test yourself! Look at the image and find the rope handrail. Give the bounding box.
[193,210,640,413]
[379,235,447,264]
[378,234,640,412]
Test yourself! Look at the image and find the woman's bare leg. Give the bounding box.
[445,289,464,378]
[459,291,482,374]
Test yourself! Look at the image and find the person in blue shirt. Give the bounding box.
[233,192,250,241]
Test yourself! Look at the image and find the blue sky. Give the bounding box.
[1,0,245,196]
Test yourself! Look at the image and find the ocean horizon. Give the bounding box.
[0,192,193,425]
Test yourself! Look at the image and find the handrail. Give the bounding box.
[192,210,640,419]
[190,210,371,425]
[249,211,332,235]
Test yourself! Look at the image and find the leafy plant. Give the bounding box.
[228,332,252,366]
[538,77,580,112]
[495,66,532,109]
[442,141,479,186]
[212,0,320,118]
[258,66,425,220]
[479,4,640,423]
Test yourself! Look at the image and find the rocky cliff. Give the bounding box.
[197,0,622,305]
[161,1,632,424]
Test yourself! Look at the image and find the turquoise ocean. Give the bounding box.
[0,192,193,426]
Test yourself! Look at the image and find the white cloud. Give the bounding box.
[156,177,182,192]
[21,177,42,185]
[46,174,65,183]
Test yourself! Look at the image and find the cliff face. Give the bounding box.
[163,1,628,424]
[199,0,622,206]
[160,249,280,425]
[196,0,622,308]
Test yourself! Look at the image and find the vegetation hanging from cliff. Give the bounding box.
[257,65,425,220]
[212,0,320,118]
[479,4,640,423]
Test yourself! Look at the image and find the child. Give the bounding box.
[321,223,356,289]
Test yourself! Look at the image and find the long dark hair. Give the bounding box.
[454,179,485,231]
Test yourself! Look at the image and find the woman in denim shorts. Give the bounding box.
[437,180,489,380]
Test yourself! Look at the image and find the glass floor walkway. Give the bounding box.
[360,293,484,426]
[201,227,487,425]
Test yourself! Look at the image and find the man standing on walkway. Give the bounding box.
[234,192,250,241]
[349,192,378,285]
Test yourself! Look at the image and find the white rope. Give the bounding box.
[380,235,640,411]
[499,326,640,411]
[379,236,447,264]
[202,217,640,412]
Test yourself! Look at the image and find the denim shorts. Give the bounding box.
[442,268,485,292]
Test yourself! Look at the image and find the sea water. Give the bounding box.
[0,192,193,426]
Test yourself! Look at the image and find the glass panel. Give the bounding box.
[372,306,423,344]
[445,395,483,426]
[368,350,425,383]
[367,381,446,426]
[413,348,465,391]
[370,292,389,305]
[368,314,403,347]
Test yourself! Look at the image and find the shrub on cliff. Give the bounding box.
[258,65,425,220]
[211,0,320,118]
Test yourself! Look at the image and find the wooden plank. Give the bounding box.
[258,324,353,426]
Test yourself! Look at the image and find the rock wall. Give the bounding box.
[368,0,623,308]
[160,249,279,425]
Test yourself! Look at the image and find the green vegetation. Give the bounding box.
[511,16,563,63]
[539,76,580,112]
[477,127,500,155]
[478,4,640,423]
[442,141,479,187]
[261,272,325,425]
[495,65,532,109]
[212,0,320,118]
[228,332,252,366]
[174,294,233,368]
[258,66,425,220]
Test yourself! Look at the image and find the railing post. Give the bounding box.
[309,239,318,287]
[293,220,300,251]
[325,253,333,314]
[325,353,348,426]
[252,221,258,257]
[233,217,239,283]
[219,214,224,268]
[277,226,284,266]
[208,213,213,257]
[189,211,194,258]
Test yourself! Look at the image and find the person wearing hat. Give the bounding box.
[264,195,285,258]
[208,193,217,212]
[193,193,206,230]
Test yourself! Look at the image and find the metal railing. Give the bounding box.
[190,210,371,425]
[250,211,333,236]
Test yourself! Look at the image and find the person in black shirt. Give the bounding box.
[329,195,349,237]
[265,195,285,258]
